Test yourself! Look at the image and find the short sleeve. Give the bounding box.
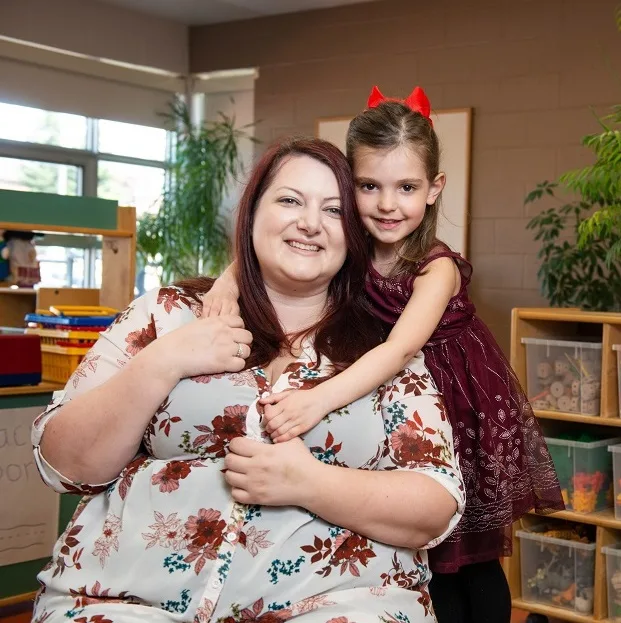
[31,289,160,494]
[377,351,465,549]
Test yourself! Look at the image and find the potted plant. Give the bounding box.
[138,97,255,284]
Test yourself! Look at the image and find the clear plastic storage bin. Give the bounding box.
[609,444,621,519]
[545,436,621,512]
[516,527,596,614]
[614,345,621,418]
[522,337,602,415]
[603,544,621,622]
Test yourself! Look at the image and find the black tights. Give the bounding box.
[428,559,512,623]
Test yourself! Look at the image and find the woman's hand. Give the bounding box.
[223,437,319,506]
[147,315,252,381]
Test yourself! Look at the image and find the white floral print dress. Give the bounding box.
[31,286,464,623]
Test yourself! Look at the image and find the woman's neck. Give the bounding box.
[265,285,329,335]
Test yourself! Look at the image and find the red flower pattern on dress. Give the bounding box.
[157,287,197,314]
[124,314,157,355]
[192,404,247,457]
[380,553,418,590]
[69,581,140,609]
[117,454,149,500]
[151,460,192,493]
[390,416,443,468]
[145,397,181,441]
[219,598,292,623]
[184,508,226,574]
[70,353,102,389]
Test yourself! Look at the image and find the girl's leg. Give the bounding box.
[428,569,468,623]
[462,559,512,623]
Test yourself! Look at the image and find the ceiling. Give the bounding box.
[95,0,382,25]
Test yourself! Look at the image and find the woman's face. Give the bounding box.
[252,154,347,295]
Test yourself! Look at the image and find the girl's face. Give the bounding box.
[353,144,445,251]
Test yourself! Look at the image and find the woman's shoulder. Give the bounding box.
[106,281,211,337]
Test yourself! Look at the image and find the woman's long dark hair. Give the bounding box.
[178,137,383,373]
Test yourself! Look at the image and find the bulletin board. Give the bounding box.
[316,108,473,257]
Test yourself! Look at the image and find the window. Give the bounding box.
[0,103,87,149]
[0,156,81,195]
[98,119,168,161]
[98,161,164,216]
[0,102,170,290]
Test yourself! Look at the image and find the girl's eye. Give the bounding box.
[360,183,377,191]
[402,184,415,192]
[279,197,300,205]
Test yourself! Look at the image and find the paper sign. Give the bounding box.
[0,406,59,567]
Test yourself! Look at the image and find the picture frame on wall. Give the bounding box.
[316,108,473,258]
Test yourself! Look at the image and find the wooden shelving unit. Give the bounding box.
[508,307,621,623]
[0,190,137,611]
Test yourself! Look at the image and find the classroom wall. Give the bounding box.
[1,0,188,74]
[189,0,621,352]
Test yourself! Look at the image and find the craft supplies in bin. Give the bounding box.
[516,523,596,614]
[545,434,621,512]
[24,306,118,384]
[522,337,602,415]
[0,329,41,387]
[603,544,621,622]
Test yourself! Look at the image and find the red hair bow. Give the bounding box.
[367,85,433,126]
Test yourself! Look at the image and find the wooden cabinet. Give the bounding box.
[508,307,621,623]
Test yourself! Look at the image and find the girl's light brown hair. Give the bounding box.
[346,101,442,275]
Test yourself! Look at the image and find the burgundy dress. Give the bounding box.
[365,244,565,573]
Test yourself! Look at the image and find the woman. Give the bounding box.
[31,138,464,623]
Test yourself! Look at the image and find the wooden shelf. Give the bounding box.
[512,598,596,622]
[530,507,621,529]
[0,382,64,396]
[509,307,621,623]
[515,307,621,325]
[0,287,37,295]
[0,221,132,238]
[535,409,621,427]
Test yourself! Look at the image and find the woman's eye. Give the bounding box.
[279,197,299,205]
[325,207,342,217]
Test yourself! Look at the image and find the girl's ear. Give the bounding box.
[427,172,446,205]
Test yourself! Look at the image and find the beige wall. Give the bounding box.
[190,0,621,352]
[1,0,188,74]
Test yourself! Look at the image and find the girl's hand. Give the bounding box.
[202,266,240,318]
[260,388,328,442]
[202,288,240,318]
[224,436,319,507]
[147,315,252,381]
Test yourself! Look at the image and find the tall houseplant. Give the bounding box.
[138,98,254,282]
[525,8,621,311]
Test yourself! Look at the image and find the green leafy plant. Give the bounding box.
[138,97,255,282]
[570,104,621,266]
[525,181,621,311]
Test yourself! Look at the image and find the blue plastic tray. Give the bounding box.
[25,313,118,327]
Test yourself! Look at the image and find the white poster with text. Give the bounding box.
[0,406,59,567]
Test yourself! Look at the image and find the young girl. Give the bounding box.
[206,86,564,623]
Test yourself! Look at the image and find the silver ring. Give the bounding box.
[235,342,243,358]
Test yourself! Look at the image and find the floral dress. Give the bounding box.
[31,286,465,623]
